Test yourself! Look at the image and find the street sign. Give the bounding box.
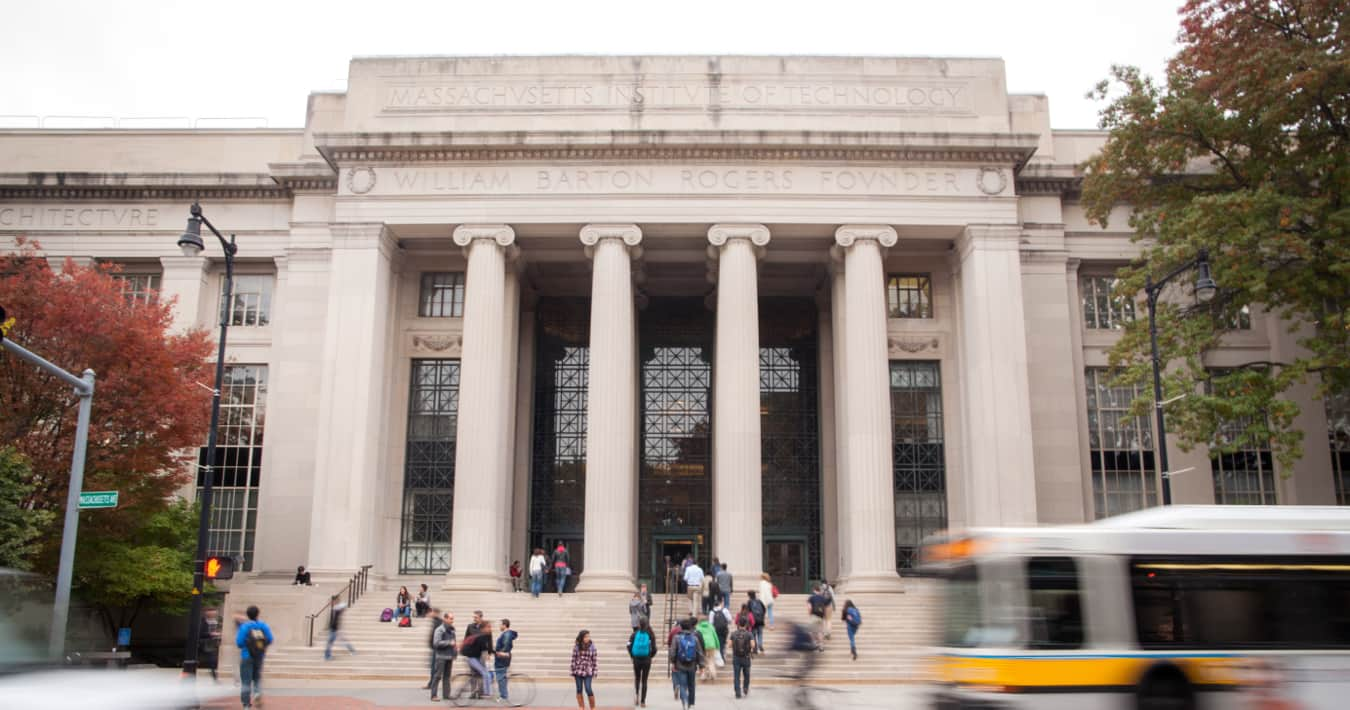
[78,491,118,509]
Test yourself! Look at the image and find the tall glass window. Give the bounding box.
[1081,275,1135,329]
[891,361,946,570]
[198,364,266,571]
[760,300,821,592]
[112,272,160,305]
[886,274,933,319]
[1326,387,1349,505]
[1085,368,1158,517]
[1209,371,1277,504]
[529,300,590,555]
[399,359,459,574]
[419,272,466,317]
[221,274,272,327]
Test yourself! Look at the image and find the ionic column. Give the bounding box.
[835,225,903,592]
[575,224,642,592]
[956,225,1037,525]
[828,257,852,581]
[709,224,769,581]
[445,224,516,590]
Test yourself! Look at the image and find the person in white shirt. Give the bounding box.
[683,559,705,616]
[758,573,776,629]
[528,548,548,598]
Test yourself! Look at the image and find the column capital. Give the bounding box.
[580,224,642,260]
[708,223,770,248]
[453,224,516,248]
[834,225,897,248]
[956,224,1021,260]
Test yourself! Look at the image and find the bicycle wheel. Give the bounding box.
[448,672,479,707]
[501,671,535,707]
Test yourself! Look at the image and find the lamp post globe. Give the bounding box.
[1193,249,1218,303]
[177,202,206,257]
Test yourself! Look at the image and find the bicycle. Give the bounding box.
[447,670,536,707]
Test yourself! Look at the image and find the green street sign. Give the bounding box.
[78,491,118,509]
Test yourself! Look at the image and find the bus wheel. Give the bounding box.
[1136,665,1196,710]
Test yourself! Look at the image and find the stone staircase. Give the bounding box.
[262,579,939,684]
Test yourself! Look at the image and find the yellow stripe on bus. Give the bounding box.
[936,654,1245,689]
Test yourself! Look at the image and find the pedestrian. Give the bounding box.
[842,599,862,660]
[509,560,523,592]
[198,608,221,682]
[552,541,572,596]
[710,598,732,659]
[710,556,722,577]
[570,629,599,710]
[757,573,776,629]
[682,558,705,616]
[638,582,653,620]
[695,613,720,682]
[494,618,517,703]
[729,616,756,699]
[702,572,718,615]
[820,580,837,640]
[323,595,356,660]
[807,584,829,650]
[627,617,657,707]
[629,590,647,630]
[395,585,412,620]
[528,547,547,598]
[715,562,733,610]
[429,611,457,701]
[234,605,273,709]
[423,607,443,690]
[460,616,493,698]
[672,618,705,709]
[415,584,431,617]
[230,611,247,687]
[746,592,766,654]
[292,565,312,585]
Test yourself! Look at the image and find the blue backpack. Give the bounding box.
[675,631,699,664]
[632,630,652,658]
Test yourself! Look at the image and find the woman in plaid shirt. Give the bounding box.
[570,629,599,709]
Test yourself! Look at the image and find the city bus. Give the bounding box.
[919,506,1350,709]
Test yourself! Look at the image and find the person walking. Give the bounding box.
[551,541,572,596]
[820,580,837,640]
[682,558,705,616]
[807,584,829,650]
[494,618,517,702]
[842,599,862,660]
[415,583,431,617]
[626,617,657,707]
[528,547,547,598]
[710,598,732,660]
[746,592,766,654]
[423,607,443,690]
[757,573,776,630]
[235,605,273,709]
[429,611,457,701]
[671,618,705,710]
[323,596,356,660]
[715,563,733,610]
[729,616,756,699]
[702,573,719,615]
[198,608,221,682]
[694,613,720,682]
[570,629,599,710]
[629,590,648,630]
[638,582,653,620]
[461,617,494,698]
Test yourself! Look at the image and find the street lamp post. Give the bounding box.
[176,201,237,678]
[1144,249,1217,505]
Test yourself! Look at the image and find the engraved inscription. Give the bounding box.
[0,207,160,228]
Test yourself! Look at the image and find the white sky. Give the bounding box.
[0,0,1182,130]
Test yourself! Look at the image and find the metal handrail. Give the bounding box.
[305,564,373,647]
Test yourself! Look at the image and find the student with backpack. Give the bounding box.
[626,617,657,707]
[710,599,732,659]
[820,580,837,640]
[842,599,862,660]
[729,616,757,699]
[671,618,705,710]
[694,613,720,682]
[745,592,767,654]
[235,605,273,709]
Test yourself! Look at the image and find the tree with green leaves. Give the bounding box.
[0,447,52,570]
[1082,0,1348,468]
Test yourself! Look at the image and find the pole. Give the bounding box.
[0,338,95,660]
[1146,280,1172,505]
[182,236,233,677]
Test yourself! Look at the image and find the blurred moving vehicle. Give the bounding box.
[919,506,1350,710]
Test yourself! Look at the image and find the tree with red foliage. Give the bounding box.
[0,238,213,563]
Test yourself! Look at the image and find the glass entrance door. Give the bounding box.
[765,539,807,593]
[652,536,700,593]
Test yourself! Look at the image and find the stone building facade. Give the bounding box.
[2,56,1345,594]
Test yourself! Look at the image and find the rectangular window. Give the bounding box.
[197,364,266,571]
[1085,369,1157,517]
[400,359,460,574]
[891,361,946,570]
[112,272,160,305]
[419,272,466,318]
[886,274,933,319]
[1081,275,1135,329]
[1026,557,1085,649]
[1327,388,1350,505]
[221,274,272,327]
[1131,558,1350,649]
[1209,371,1277,504]
[1223,304,1252,331]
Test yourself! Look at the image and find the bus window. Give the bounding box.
[1026,557,1084,649]
[941,564,983,647]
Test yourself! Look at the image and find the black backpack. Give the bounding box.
[731,631,753,658]
[748,599,766,626]
[713,610,729,634]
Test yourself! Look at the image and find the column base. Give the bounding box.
[574,570,636,593]
[442,569,505,592]
[836,571,904,594]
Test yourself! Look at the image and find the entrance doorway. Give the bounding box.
[765,539,808,594]
[652,536,700,593]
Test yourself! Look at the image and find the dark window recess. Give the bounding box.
[1026,557,1085,649]
[1131,558,1350,649]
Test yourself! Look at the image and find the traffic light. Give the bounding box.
[205,556,235,581]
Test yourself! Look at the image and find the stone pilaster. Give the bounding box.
[816,287,840,582]
[496,260,522,587]
[445,224,516,590]
[159,255,210,333]
[576,224,642,592]
[828,257,852,582]
[834,225,903,592]
[956,225,1038,525]
[707,223,769,581]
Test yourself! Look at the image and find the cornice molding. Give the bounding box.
[0,172,292,202]
[269,161,339,193]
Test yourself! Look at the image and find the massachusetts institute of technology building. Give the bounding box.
[2,55,1345,594]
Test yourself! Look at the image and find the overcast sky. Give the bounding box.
[0,0,1182,130]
